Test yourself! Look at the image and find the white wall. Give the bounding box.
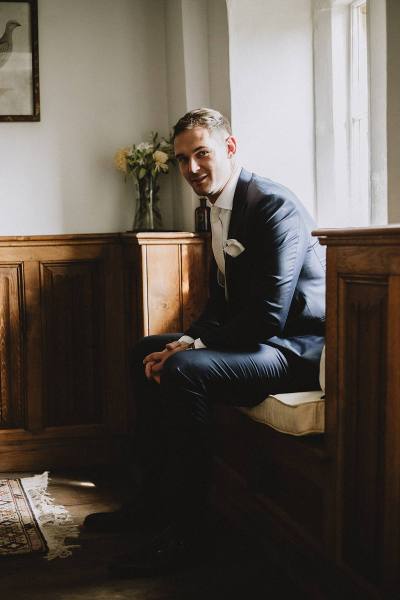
[165,0,210,231]
[1,0,315,234]
[0,0,172,235]
[164,0,230,231]
[226,0,316,215]
[207,0,231,120]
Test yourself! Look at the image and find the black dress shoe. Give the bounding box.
[108,523,207,577]
[82,508,134,533]
[82,502,167,534]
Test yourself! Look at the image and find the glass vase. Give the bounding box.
[133,173,162,231]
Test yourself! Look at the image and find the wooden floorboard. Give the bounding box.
[0,469,307,599]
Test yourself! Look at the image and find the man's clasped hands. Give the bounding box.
[143,341,193,384]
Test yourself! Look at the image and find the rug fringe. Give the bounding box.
[21,472,80,560]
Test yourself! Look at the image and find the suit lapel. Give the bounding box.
[225,169,252,297]
[227,168,252,243]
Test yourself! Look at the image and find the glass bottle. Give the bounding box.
[195,197,211,232]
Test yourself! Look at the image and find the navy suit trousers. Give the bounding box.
[131,334,320,527]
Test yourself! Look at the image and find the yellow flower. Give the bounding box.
[114,147,130,173]
[153,150,169,164]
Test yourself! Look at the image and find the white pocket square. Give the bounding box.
[224,239,245,257]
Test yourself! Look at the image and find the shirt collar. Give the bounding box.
[213,166,242,211]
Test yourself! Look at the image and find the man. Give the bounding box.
[84,108,326,576]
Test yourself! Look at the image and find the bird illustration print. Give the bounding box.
[0,20,21,69]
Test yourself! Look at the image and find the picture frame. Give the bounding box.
[0,0,40,121]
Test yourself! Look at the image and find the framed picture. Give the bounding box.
[0,0,40,121]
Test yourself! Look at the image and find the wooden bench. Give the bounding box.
[212,227,400,600]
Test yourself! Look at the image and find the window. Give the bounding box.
[314,0,377,227]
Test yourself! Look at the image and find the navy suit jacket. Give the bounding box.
[185,169,326,368]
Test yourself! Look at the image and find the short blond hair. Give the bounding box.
[173,108,232,140]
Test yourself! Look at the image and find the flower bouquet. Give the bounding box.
[114,132,175,230]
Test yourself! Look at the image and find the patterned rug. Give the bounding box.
[0,473,79,559]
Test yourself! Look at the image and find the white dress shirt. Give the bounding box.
[210,166,241,276]
[179,166,242,349]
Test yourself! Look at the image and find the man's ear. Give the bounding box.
[226,135,237,158]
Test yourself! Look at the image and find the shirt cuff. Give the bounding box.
[194,338,207,349]
[177,335,207,349]
[178,335,195,345]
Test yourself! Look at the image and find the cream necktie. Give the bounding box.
[210,205,225,275]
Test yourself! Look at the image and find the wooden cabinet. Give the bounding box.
[0,232,209,471]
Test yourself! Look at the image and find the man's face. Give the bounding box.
[174,127,237,201]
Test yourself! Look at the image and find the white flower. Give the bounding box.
[153,150,169,164]
[137,142,153,152]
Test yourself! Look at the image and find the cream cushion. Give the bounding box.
[238,390,324,435]
[238,346,326,436]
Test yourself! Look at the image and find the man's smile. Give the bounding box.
[190,174,207,183]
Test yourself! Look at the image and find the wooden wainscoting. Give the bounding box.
[318,227,400,597]
[0,232,209,471]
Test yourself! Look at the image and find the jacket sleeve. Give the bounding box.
[197,196,310,349]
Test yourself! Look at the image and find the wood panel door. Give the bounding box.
[0,235,127,470]
[40,259,106,427]
[0,263,25,430]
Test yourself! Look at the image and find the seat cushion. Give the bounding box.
[238,390,325,436]
[238,346,326,436]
